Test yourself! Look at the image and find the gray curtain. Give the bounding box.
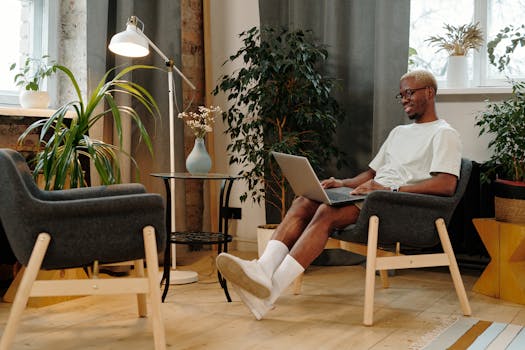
[259,0,410,176]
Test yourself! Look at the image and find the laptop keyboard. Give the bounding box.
[326,190,352,202]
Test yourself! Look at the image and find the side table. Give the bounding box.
[151,172,240,302]
[472,218,525,304]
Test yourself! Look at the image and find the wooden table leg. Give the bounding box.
[472,218,500,298]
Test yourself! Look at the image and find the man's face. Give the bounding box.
[398,77,429,121]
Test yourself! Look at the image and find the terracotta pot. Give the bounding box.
[494,179,525,223]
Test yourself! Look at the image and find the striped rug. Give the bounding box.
[422,318,525,350]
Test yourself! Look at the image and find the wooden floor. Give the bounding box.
[1,250,525,350]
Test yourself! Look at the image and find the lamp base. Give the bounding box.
[161,269,198,285]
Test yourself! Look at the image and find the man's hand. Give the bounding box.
[321,177,344,189]
[351,179,389,195]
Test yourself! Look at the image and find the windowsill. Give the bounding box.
[0,106,73,118]
[437,86,512,95]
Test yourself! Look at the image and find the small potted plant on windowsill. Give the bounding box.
[426,22,484,87]
[9,55,57,109]
[476,26,525,223]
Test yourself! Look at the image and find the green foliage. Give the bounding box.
[426,22,484,56]
[9,55,57,91]
[19,65,160,190]
[212,26,345,221]
[487,24,525,72]
[475,81,525,183]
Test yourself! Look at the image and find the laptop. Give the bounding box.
[272,151,366,206]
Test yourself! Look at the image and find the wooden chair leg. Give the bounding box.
[379,270,389,288]
[143,226,166,350]
[363,216,379,326]
[435,219,472,316]
[0,233,51,350]
[134,259,147,317]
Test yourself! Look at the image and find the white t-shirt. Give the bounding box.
[369,119,462,187]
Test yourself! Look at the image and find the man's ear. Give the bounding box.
[427,86,436,99]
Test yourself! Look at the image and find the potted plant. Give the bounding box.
[18,64,160,190]
[476,27,525,223]
[213,26,345,224]
[426,22,484,87]
[9,55,58,109]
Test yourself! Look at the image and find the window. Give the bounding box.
[409,0,525,88]
[0,0,58,105]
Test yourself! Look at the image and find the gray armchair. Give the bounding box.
[0,148,167,349]
[298,158,473,326]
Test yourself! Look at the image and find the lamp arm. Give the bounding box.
[139,30,196,90]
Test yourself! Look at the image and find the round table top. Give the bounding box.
[150,172,241,180]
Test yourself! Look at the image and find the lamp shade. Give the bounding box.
[109,24,149,57]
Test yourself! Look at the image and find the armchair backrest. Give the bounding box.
[333,158,473,249]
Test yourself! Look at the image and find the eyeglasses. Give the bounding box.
[395,87,428,102]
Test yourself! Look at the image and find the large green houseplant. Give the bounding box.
[213,26,345,222]
[19,64,160,190]
[476,27,525,223]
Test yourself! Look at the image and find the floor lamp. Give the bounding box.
[109,15,198,284]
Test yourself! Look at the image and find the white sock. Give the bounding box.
[257,240,289,279]
[269,254,305,305]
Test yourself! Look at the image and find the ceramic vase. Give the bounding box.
[19,90,50,109]
[186,137,211,174]
[446,56,468,88]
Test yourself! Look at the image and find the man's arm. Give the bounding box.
[351,172,457,196]
[396,173,457,196]
[321,168,376,189]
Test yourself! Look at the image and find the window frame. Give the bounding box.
[0,0,59,106]
[410,0,524,92]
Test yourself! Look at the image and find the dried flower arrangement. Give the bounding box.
[426,22,484,56]
[178,105,222,139]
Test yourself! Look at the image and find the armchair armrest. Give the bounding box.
[37,183,147,201]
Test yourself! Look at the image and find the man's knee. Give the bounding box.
[288,196,319,217]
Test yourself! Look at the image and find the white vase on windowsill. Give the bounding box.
[19,90,50,109]
[446,56,468,88]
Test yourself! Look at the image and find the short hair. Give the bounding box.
[400,70,438,94]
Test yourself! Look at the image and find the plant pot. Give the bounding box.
[19,90,50,109]
[185,138,211,174]
[446,56,468,88]
[494,179,525,224]
[257,224,278,257]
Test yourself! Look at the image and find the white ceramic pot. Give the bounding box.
[19,90,50,109]
[257,224,278,257]
[446,56,468,88]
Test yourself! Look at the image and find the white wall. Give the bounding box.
[436,92,506,164]
[209,0,264,251]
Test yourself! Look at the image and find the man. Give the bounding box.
[216,70,462,320]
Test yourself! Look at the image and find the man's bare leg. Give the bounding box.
[270,196,321,249]
[289,203,361,268]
